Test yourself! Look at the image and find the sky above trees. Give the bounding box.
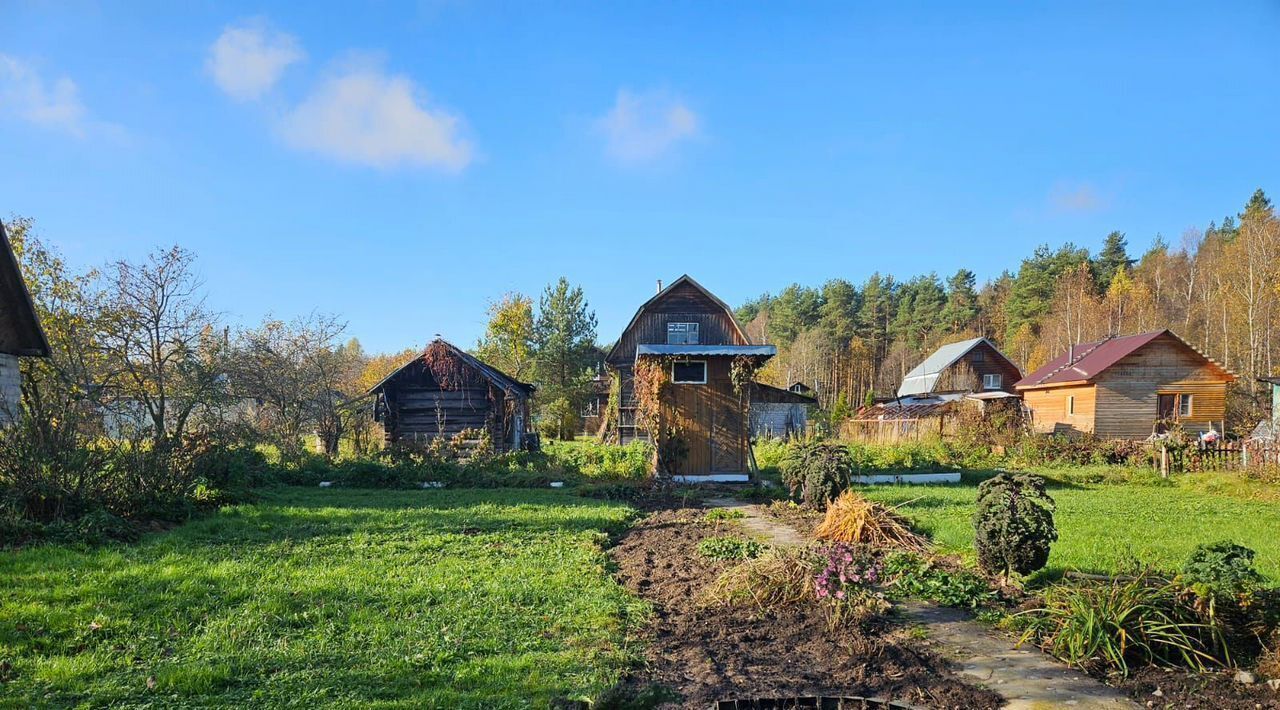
[2,2,1278,353]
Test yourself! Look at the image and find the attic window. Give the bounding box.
[972,349,985,362]
[671,360,707,384]
[982,374,1002,390]
[667,322,699,345]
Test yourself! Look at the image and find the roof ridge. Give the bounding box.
[1031,337,1107,385]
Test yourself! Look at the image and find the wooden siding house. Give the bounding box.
[896,337,1022,399]
[604,275,776,477]
[369,338,535,451]
[1017,330,1235,439]
[0,221,49,426]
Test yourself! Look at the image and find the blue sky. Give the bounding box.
[2,1,1278,353]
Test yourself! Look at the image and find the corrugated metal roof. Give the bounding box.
[1015,330,1235,388]
[636,344,777,357]
[853,395,961,420]
[897,337,988,397]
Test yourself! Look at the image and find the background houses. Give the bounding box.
[1017,330,1235,439]
[0,221,49,425]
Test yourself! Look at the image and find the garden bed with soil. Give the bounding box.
[1118,667,1280,709]
[608,506,1003,708]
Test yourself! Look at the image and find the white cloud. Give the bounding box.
[0,55,89,136]
[1048,181,1106,214]
[207,20,303,101]
[277,68,472,170]
[596,88,699,164]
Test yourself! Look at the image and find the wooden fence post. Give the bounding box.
[1160,446,1169,479]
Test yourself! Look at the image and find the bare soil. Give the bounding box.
[609,506,1004,708]
[1118,667,1279,709]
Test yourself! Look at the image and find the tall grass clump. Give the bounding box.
[813,491,931,554]
[1017,576,1223,676]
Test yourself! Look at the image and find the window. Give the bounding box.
[667,322,699,345]
[972,349,986,362]
[671,360,707,384]
[982,374,1002,390]
[1179,394,1193,417]
[1066,395,1075,415]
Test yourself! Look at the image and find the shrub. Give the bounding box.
[542,439,653,481]
[973,472,1057,580]
[884,552,998,609]
[1017,576,1223,676]
[752,438,790,474]
[1179,541,1265,602]
[697,535,765,560]
[813,491,931,553]
[781,443,851,508]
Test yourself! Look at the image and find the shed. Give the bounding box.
[1017,330,1236,439]
[368,338,535,451]
[603,275,776,477]
[750,382,816,439]
[0,220,50,425]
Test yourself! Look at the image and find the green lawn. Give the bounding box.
[0,488,645,709]
[855,471,1280,582]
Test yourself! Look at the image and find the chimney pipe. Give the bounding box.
[656,279,663,294]
[1068,343,1074,363]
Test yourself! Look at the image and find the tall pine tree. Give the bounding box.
[532,278,598,440]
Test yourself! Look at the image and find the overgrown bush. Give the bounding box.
[697,535,765,560]
[1179,541,1265,602]
[1176,541,1277,664]
[752,438,790,474]
[781,443,852,508]
[1016,576,1223,676]
[542,439,653,480]
[973,472,1057,580]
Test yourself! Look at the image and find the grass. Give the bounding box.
[855,469,1280,582]
[0,488,645,708]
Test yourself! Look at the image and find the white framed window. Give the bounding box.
[671,360,707,384]
[667,322,699,345]
[1179,394,1193,417]
[982,373,1002,390]
[1066,395,1075,415]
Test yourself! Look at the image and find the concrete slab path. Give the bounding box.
[703,496,1137,709]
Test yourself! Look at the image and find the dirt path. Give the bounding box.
[703,496,1137,710]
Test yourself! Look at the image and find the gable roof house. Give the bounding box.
[368,338,535,452]
[1016,330,1235,440]
[603,275,775,479]
[0,221,50,426]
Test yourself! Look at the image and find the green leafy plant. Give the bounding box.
[1179,541,1265,602]
[697,535,765,561]
[780,443,852,508]
[704,508,745,523]
[973,472,1057,580]
[884,552,997,609]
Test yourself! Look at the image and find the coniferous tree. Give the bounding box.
[532,278,598,440]
[1093,231,1135,291]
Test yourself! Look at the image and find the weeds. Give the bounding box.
[697,535,766,561]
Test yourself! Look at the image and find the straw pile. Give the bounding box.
[813,490,932,554]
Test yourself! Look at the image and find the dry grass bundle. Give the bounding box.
[698,547,820,610]
[813,491,932,554]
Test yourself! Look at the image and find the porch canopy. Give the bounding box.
[635,344,776,358]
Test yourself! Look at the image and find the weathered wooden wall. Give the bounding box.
[932,343,1022,394]
[379,362,521,450]
[660,358,747,474]
[606,281,747,366]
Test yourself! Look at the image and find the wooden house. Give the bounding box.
[897,337,1022,400]
[750,383,816,439]
[1016,330,1235,439]
[369,338,535,451]
[0,221,49,426]
[604,275,776,479]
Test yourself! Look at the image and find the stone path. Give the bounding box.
[704,496,1137,709]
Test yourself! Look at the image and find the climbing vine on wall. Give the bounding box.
[633,357,670,434]
[730,355,761,398]
[422,341,482,391]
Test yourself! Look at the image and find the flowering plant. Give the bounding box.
[814,543,889,626]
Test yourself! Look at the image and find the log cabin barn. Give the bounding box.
[368,338,535,451]
[604,275,776,480]
[0,220,50,426]
[1016,330,1236,439]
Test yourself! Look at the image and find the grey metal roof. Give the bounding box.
[896,337,989,398]
[636,344,776,357]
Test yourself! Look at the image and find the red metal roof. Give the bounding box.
[1015,330,1232,389]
